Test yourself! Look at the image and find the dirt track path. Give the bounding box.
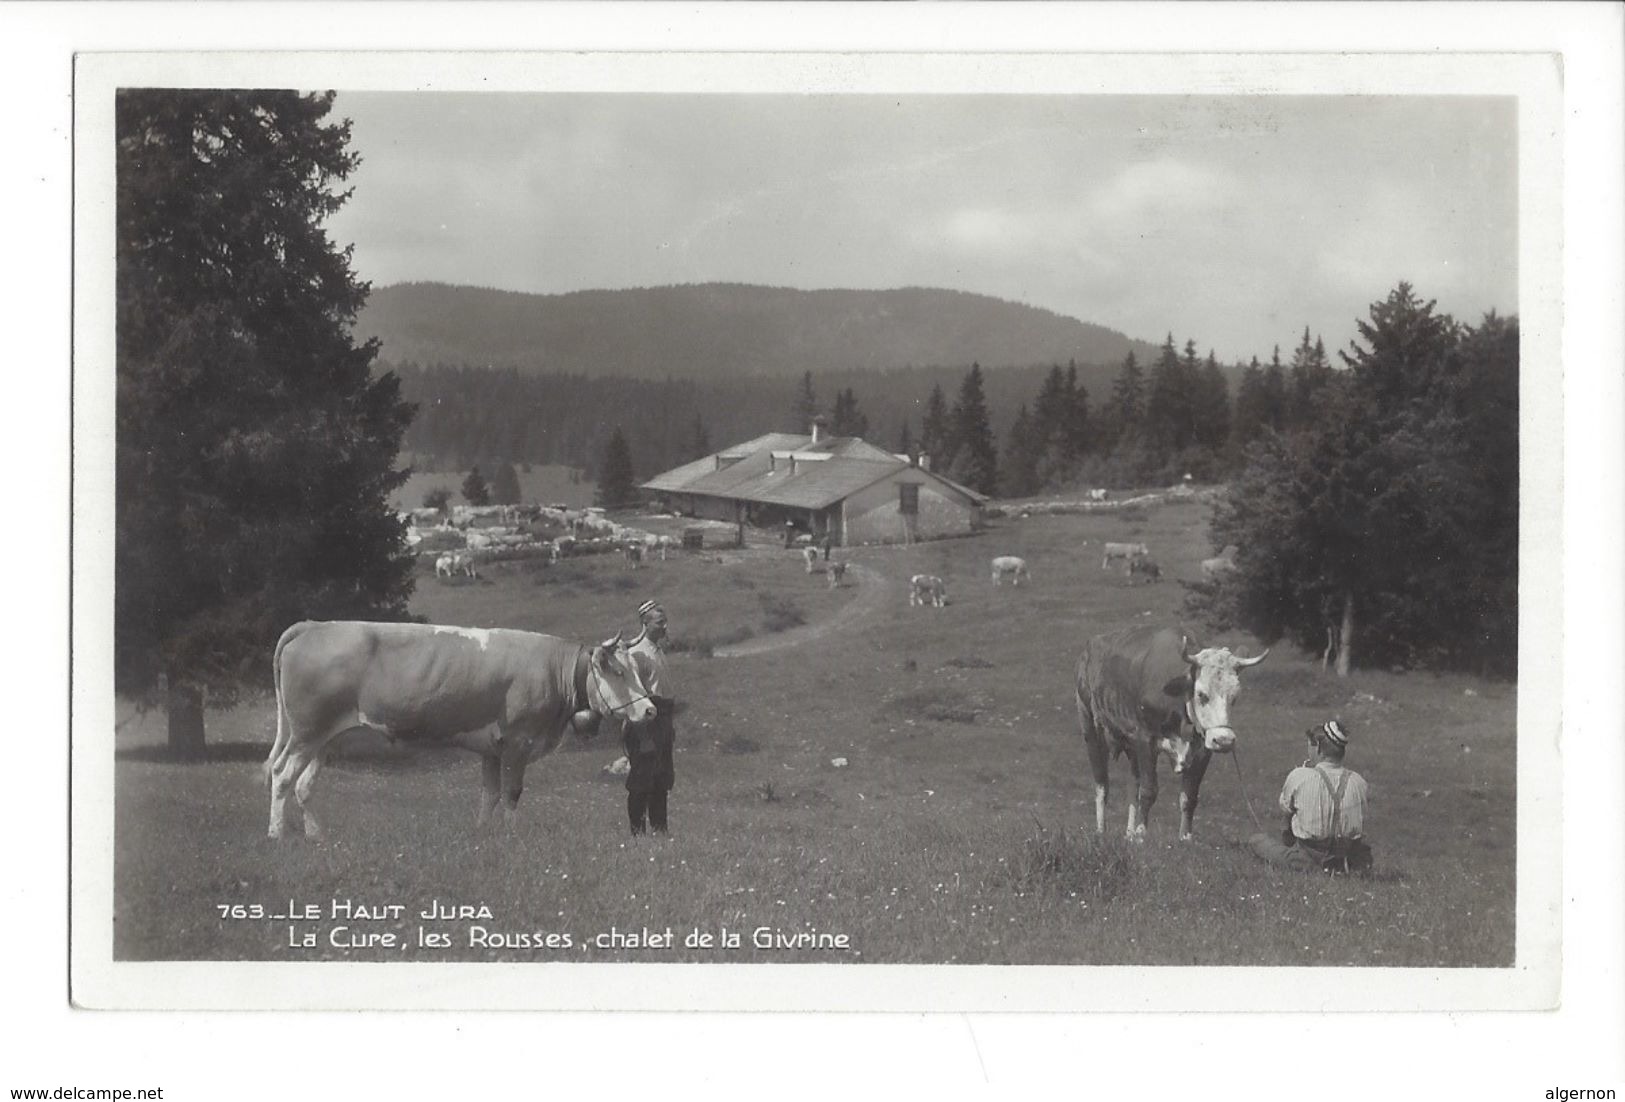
[714,564,894,657]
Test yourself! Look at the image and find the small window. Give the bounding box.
[898,483,919,515]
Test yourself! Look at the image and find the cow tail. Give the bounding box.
[264,624,299,787]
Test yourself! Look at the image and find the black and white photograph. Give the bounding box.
[26,2,1620,1092]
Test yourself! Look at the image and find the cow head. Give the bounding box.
[1178,636,1268,753]
[586,634,657,723]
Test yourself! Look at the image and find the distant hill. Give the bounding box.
[356,282,1161,378]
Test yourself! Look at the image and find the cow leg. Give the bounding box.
[269,746,319,839]
[1129,743,1158,840]
[293,755,325,840]
[498,734,532,828]
[1077,703,1111,834]
[1177,750,1212,841]
[476,755,501,826]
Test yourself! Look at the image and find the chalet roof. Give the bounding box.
[641,431,988,509]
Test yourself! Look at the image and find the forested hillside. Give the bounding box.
[359,282,1161,379]
[390,359,1127,482]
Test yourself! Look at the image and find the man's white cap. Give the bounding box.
[1320,720,1349,746]
[638,599,662,619]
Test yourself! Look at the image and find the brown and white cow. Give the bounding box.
[1128,556,1162,584]
[264,621,655,838]
[1073,625,1267,840]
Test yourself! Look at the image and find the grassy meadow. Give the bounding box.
[113,496,1517,966]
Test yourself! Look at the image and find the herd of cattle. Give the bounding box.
[405,503,679,578]
[266,505,1266,843]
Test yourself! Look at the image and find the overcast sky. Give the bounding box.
[325,92,1517,363]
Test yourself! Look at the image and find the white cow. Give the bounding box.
[909,574,948,607]
[1101,542,1149,570]
[802,546,820,574]
[991,556,1030,586]
[435,554,456,579]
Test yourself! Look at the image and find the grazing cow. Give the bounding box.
[1101,542,1149,570]
[1201,545,1239,580]
[990,556,1030,586]
[434,554,456,579]
[1128,556,1162,584]
[452,551,478,579]
[909,574,948,607]
[802,546,820,574]
[654,535,677,561]
[264,621,656,838]
[1087,488,1109,502]
[827,561,848,588]
[1073,626,1268,840]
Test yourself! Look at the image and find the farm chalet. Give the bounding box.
[642,421,987,546]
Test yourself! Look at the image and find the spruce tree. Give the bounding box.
[115,90,414,754]
[462,466,491,506]
[920,382,954,471]
[1105,351,1145,451]
[490,462,522,506]
[594,427,638,509]
[949,363,998,495]
[1209,284,1509,675]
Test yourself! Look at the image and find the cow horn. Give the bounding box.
[1234,647,1270,668]
[1180,635,1200,664]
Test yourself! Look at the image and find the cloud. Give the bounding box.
[1087,158,1237,222]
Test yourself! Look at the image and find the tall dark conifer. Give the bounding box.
[949,363,998,495]
[594,427,638,509]
[115,89,414,754]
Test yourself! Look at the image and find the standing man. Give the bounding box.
[622,599,677,836]
[1249,720,1373,873]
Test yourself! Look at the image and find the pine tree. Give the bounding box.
[490,462,522,505]
[115,90,414,755]
[1145,334,1195,461]
[1288,327,1334,427]
[1230,356,1271,452]
[920,382,954,471]
[1210,284,1505,675]
[949,363,998,495]
[1262,346,1289,433]
[594,427,638,509]
[1105,351,1145,451]
[462,466,491,506]
[1195,351,1232,453]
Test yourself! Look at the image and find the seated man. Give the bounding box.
[1249,720,1373,873]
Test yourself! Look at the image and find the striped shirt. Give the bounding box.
[1279,763,1368,842]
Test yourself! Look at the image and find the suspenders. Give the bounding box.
[1313,767,1352,845]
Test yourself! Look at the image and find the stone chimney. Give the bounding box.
[810,415,828,444]
[918,452,931,472]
